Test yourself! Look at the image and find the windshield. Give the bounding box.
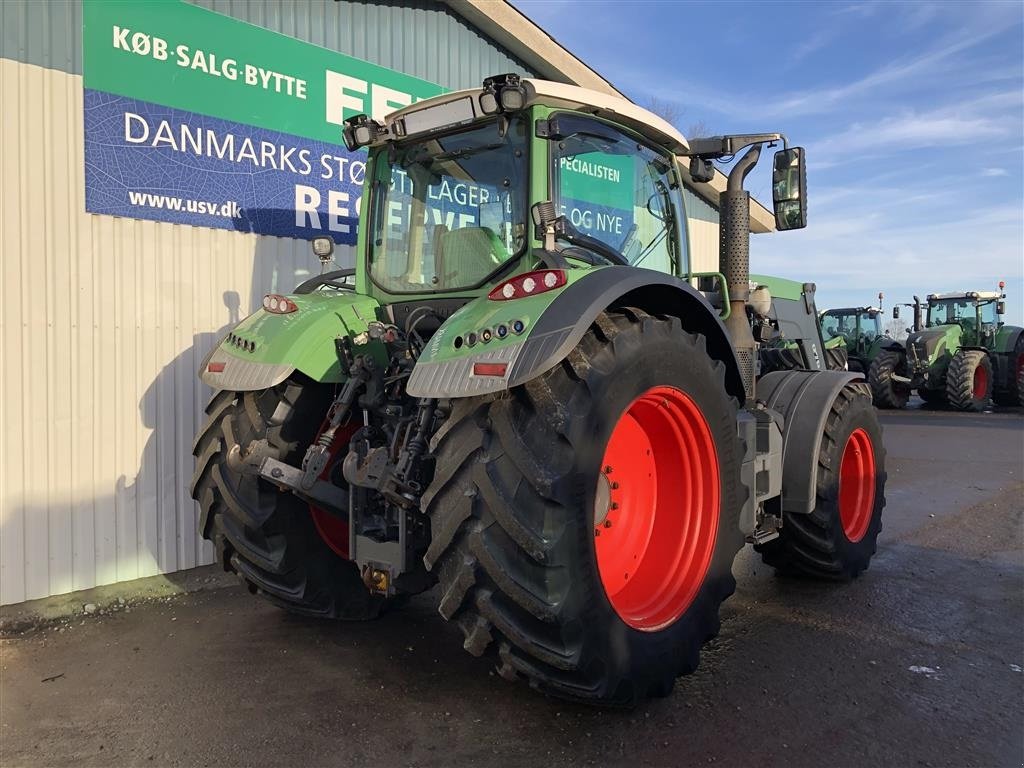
[928,298,997,327]
[368,117,528,293]
[928,299,974,326]
[821,311,880,343]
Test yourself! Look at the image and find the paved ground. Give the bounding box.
[3,400,1023,768]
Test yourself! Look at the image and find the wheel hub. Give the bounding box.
[594,386,720,632]
[838,427,876,543]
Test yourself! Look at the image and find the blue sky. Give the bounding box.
[513,0,1024,325]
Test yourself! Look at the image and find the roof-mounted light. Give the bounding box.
[342,113,384,151]
[479,73,527,115]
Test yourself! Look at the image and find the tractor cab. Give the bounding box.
[820,306,883,357]
[926,291,1003,346]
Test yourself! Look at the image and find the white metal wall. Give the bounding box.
[0,58,337,604]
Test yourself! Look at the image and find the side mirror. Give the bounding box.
[997,300,1006,315]
[893,306,900,319]
[772,147,807,230]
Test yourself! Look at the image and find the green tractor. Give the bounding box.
[819,300,887,376]
[869,287,1023,410]
[750,275,849,374]
[191,75,886,706]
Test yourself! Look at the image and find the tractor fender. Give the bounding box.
[199,291,384,391]
[757,369,866,515]
[407,266,744,402]
[993,325,1023,355]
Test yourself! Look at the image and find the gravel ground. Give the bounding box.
[2,401,1022,768]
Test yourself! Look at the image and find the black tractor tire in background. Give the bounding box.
[993,338,1024,407]
[825,345,849,372]
[868,348,910,409]
[190,379,387,619]
[946,349,993,412]
[422,309,745,706]
[756,383,886,579]
[918,386,946,407]
[759,346,804,375]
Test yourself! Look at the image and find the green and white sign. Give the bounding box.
[83,0,445,241]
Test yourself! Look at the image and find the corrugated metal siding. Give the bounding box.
[1,0,536,85]
[190,0,537,87]
[0,0,82,75]
[684,187,720,274]
[1,0,537,605]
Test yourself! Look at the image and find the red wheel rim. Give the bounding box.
[838,428,876,543]
[594,386,719,632]
[973,365,988,400]
[309,422,358,558]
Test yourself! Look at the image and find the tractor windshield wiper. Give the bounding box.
[557,224,628,266]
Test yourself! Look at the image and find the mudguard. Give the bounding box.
[757,369,866,515]
[994,325,1023,355]
[406,266,744,401]
[199,292,383,391]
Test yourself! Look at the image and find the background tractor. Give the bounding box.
[869,286,1023,410]
[820,300,887,376]
[191,76,886,706]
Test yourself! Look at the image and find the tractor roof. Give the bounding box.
[928,291,1001,301]
[823,307,881,315]
[382,79,689,155]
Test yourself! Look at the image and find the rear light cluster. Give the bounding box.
[472,362,508,377]
[487,270,566,301]
[263,294,298,314]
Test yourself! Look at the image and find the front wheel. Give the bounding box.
[868,348,910,409]
[757,383,886,579]
[422,309,745,706]
[946,349,992,411]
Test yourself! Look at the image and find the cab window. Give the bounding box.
[550,115,682,275]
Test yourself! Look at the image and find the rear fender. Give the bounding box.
[200,292,384,391]
[757,369,865,515]
[407,266,744,403]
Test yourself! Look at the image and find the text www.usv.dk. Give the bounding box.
[128,191,242,218]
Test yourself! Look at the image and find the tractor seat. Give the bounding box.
[436,226,507,286]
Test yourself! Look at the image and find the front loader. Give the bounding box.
[191,76,886,706]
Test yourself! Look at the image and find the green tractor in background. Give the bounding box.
[190,75,887,706]
[869,286,1023,411]
[819,299,887,376]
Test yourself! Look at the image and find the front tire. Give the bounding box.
[757,384,886,579]
[946,349,992,411]
[868,348,910,409]
[422,309,745,706]
[190,380,387,619]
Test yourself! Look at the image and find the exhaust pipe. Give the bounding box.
[720,145,762,401]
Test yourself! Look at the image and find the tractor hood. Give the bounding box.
[907,325,959,365]
[200,291,383,391]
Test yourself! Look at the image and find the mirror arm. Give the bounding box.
[686,133,785,160]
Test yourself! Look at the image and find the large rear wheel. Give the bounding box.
[756,384,885,579]
[191,379,388,619]
[422,309,745,706]
[946,349,992,412]
[868,348,910,409]
[993,339,1024,407]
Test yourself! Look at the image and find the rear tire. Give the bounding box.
[190,380,387,619]
[757,384,885,579]
[825,346,849,372]
[422,309,745,706]
[946,350,992,412]
[868,348,910,409]
[993,340,1024,406]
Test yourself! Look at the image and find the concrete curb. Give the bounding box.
[0,564,238,634]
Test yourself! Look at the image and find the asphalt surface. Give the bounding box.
[3,400,1023,768]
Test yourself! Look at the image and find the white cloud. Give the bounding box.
[982,167,1009,177]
